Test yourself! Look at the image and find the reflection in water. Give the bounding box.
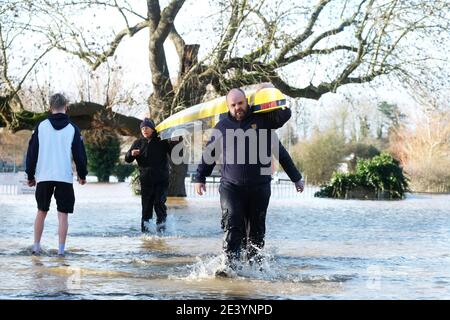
[140,236,172,252]
[28,256,79,298]
[1,183,450,299]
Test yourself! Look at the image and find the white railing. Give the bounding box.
[184,178,319,199]
[0,172,35,195]
[1,173,319,198]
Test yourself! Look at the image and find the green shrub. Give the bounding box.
[114,163,135,182]
[130,167,141,196]
[314,184,334,198]
[84,130,120,182]
[356,153,409,198]
[315,153,409,199]
[346,143,380,172]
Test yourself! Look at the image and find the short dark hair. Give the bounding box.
[49,93,68,110]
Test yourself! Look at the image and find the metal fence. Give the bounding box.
[1,173,319,199]
[0,172,35,195]
[0,184,18,195]
[0,173,18,195]
[185,178,319,199]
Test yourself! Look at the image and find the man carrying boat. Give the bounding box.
[193,87,303,276]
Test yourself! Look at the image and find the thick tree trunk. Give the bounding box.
[165,44,203,197]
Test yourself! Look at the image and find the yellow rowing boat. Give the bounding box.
[156,87,287,139]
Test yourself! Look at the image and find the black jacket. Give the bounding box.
[276,142,302,183]
[125,135,174,184]
[194,108,294,185]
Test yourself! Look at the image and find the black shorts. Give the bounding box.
[35,181,75,213]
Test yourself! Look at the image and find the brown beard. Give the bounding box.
[234,110,245,120]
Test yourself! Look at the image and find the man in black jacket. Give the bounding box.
[193,88,303,275]
[125,118,179,233]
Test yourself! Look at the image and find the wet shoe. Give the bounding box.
[141,220,150,233]
[215,268,232,278]
[32,244,41,256]
[215,264,241,277]
[215,262,236,278]
[156,222,166,233]
[215,256,238,278]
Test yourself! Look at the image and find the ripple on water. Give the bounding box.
[1,184,450,299]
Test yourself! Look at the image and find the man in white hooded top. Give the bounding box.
[25,93,88,256]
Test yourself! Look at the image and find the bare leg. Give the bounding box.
[58,211,69,255]
[33,210,48,253]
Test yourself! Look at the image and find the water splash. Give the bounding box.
[140,216,177,236]
[183,255,225,280]
[176,247,282,281]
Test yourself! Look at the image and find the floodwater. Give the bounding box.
[0,183,449,300]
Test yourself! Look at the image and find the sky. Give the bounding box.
[5,0,448,130]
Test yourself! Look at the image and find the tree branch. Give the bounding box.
[269,70,386,99]
[147,0,162,32]
[215,0,241,62]
[146,0,186,107]
[242,2,277,62]
[114,0,130,29]
[93,21,150,70]
[275,45,359,68]
[49,19,149,71]
[0,23,16,93]
[277,0,332,60]
[14,46,53,97]
[64,1,147,20]
[153,0,186,43]
[169,25,186,61]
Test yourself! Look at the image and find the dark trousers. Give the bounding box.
[219,181,271,263]
[140,180,168,226]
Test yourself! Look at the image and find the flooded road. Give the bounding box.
[1,183,449,299]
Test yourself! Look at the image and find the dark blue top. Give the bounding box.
[194,108,297,186]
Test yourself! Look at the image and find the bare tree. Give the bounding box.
[9,0,447,118]
[0,1,53,127]
[1,0,449,195]
[0,0,141,134]
[390,108,450,192]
